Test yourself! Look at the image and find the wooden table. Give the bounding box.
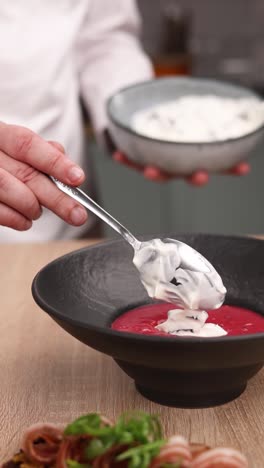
[0,240,263,466]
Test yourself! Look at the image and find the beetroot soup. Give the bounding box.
[111,303,264,337]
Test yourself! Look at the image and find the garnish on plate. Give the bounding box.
[2,411,248,468]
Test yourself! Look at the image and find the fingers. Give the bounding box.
[113,151,144,171]
[186,171,209,186]
[0,202,32,231]
[143,167,210,185]
[0,123,85,186]
[0,167,41,220]
[0,151,88,226]
[48,141,66,153]
[25,173,88,226]
[113,152,174,181]
[114,151,249,186]
[143,166,174,182]
[113,152,207,184]
[0,126,87,229]
[224,162,250,176]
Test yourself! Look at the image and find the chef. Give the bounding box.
[0,0,248,242]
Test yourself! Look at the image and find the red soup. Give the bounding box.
[111,303,264,337]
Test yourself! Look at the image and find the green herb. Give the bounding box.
[65,411,162,441]
[114,411,163,444]
[65,411,165,465]
[64,413,112,437]
[85,438,106,459]
[116,440,166,468]
[66,460,91,468]
[84,433,116,461]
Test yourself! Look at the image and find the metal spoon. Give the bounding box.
[50,176,226,309]
[49,176,206,269]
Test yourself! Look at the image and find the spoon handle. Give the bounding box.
[49,176,139,249]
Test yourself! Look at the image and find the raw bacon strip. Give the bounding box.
[56,435,93,468]
[191,447,248,468]
[92,444,131,468]
[21,423,63,465]
[150,435,192,467]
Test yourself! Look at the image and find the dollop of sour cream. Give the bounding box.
[132,95,264,143]
[156,309,227,337]
[133,239,227,337]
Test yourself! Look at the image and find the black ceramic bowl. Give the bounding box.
[32,234,264,408]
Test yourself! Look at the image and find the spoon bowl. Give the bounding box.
[133,237,226,310]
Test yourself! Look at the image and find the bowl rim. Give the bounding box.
[107,76,264,147]
[32,234,264,346]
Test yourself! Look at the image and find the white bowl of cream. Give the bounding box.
[107,77,264,175]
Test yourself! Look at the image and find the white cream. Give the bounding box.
[133,239,226,310]
[133,239,227,337]
[156,309,227,337]
[132,95,264,143]
[133,239,181,298]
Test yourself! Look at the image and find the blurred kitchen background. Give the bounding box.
[91,0,264,237]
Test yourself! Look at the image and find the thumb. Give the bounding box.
[48,140,66,154]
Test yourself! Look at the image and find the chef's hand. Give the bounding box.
[104,130,250,184]
[0,122,88,231]
[112,151,250,186]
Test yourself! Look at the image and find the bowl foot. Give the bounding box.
[135,382,246,408]
[115,359,262,409]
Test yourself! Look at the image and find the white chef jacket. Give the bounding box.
[0,0,152,242]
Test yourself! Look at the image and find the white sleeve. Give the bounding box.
[76,0,153,139]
